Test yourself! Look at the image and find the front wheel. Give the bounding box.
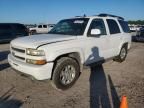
[52,57,80,90]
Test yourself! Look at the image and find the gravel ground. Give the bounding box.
[0,42,144,108]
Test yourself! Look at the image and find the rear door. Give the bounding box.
[37,25,43,33]
[106,19,122,56]
[43,25,49,33]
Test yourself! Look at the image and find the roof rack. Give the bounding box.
[75,14,87,18]
[98,13,124,20]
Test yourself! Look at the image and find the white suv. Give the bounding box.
[29,24,54,34]
[8,14,131,90]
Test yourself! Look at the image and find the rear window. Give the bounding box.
[107,19,120,34]
[14,24,26,31]
[118,20,130,33]
[13,24,28,36]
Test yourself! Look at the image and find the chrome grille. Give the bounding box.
[11,46,25,61]
[12,52,25,60]
[11,47,25,53]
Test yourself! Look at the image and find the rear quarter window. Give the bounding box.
[118,20,130,33]
[106,19,120,34]
[13,24,29,36]
[43,25,47,28]
[14,24,26,31]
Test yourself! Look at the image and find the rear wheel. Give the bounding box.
[52,57,80,90]
[30,30,36,35]
[114,45,127,62]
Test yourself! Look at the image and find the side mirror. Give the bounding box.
[90,29,101,36]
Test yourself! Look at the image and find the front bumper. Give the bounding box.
[8,54,54,80]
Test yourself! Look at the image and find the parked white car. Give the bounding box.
[29,24,55,34]
[8,14,131,90]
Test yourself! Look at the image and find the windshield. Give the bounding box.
[48,18,89,35]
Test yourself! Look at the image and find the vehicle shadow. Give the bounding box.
[0,51,10,61]
[0,87,23,108]
[0,63,10,71]
[90,65,111,108]
[0,51,10,71]
[87,47,120,108]
[0,98,23,108]
[108,75,120,108]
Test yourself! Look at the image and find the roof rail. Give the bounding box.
[98,13,124,20]
[75,14,87,18]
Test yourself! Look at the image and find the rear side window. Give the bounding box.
[38,25,42,28]
[107,19,120,34]
[14,24,26,31]
[43,25,47,28]
[13,24,28,36]
[118,20,130,33]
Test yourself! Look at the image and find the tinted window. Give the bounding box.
[50,25,54,27]
[43,25,47,28]
[118,20,130,33]
[107,19,120,34]
[49,18,89,35]
[38,25,42,28]
[13,24,28,36]
[0,24,13,40]
[88,19,106,35]
[14,24,26,31]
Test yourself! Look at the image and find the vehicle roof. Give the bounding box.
[0,23,24,25]
[70,16,124,20]
[70,14,125,21]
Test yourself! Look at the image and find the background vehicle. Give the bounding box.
[29,24,55,35]
[0,23,29,43]
[132,28,144,42]
[140,27,144,36]
[8,14,131,90]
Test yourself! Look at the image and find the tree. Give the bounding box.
[128,20,144,25]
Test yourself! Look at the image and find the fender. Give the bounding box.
[44,47,85,64]
[118,34,131,54]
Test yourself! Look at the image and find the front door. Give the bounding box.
[84,19,110,65]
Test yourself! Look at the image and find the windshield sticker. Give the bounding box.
[74,20,84,24]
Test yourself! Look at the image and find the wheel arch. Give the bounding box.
[119,42,128,53]
[50,52,83,80]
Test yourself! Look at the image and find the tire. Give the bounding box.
[114,45,127,62]
[30,30,36,35]
[52,57,80,90]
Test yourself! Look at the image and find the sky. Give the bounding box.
[0,0,144,24]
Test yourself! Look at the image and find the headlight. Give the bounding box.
[26,48,45,56]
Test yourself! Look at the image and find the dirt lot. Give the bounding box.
[0,42,144,108]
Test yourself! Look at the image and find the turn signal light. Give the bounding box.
[26,59,46,65]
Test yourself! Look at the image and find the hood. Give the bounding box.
[11,34,77,49]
